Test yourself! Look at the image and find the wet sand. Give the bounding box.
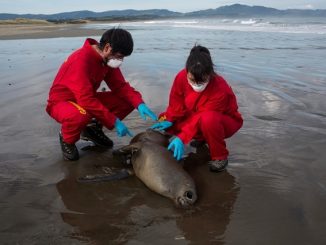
[0,23,108,40]
[1,23,326,244]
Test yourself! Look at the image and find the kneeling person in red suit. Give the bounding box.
[152,45,243,172]
[46,28,157,161]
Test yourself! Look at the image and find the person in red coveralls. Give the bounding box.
[46,28,157,161]
[151,45,243,172]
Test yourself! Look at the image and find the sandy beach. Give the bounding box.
[0,22,108,40]
[1,19,326,244]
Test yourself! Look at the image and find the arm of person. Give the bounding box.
[65,63,117,129]
[105,68,158,120]
[104,67,144,108]
[175,113,202,144]
[176,91,229,143]
[160,71,187,122]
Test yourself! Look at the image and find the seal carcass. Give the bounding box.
[116,129,197,208]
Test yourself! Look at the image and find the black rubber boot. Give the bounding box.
[59,133,79,161]
[208,159,228,172]
[81,121,113,148]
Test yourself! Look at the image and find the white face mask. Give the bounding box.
[188,79,209,92]
[107,58,123,68]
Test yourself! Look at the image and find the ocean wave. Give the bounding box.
[172,23,326,34]
[173,20,199,24]
[143,20,198,25]
[82,18,326,35]
[240,18,259,25]
[143,21,156,24]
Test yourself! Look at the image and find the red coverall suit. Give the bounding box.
[46,38,143,144]
[161,69,243,160]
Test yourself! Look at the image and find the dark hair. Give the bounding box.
[99,28,133,56]
[186,45,214,83]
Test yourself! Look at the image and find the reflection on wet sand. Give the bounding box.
[179,146,239,244]
[56,144,239,244]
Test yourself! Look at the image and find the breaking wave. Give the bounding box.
[82,17,326,35]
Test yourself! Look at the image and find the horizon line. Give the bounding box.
[1,4,326,16]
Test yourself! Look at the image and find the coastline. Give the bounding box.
[0,22,111,40]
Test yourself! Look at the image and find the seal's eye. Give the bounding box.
[185,191,193,200]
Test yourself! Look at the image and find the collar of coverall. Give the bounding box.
[83,38,106,65]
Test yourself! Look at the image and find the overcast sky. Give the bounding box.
[1,0,326,14]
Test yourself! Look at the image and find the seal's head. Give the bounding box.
[176,188,197,208]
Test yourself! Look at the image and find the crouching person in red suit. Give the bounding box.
[152,45,243,172]
[46,28,157,161]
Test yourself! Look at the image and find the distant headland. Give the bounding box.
[1,4,326,23]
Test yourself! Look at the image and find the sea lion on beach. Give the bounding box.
[114,129,197,208]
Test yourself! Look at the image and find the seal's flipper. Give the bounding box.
[77,168,133,183]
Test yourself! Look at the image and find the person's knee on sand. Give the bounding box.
[61,108,92,144]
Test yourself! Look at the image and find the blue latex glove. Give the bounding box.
[168,137,184,161]
[151,121,173,131]
[114,118,133,137]
[138,103,158,121]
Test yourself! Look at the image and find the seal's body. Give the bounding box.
[118,129,197,208]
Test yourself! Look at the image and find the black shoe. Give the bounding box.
[59,133,79,161]
[81,124,113,148]
[208,159,228,172]
[190,140,206,148]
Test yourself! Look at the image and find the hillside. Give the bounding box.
[1,4,325,21]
